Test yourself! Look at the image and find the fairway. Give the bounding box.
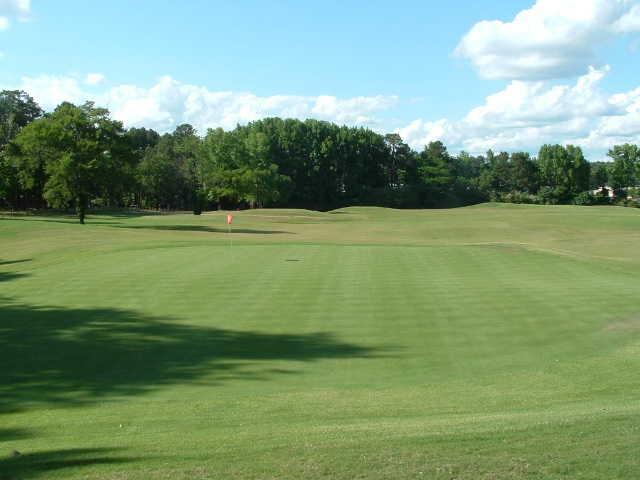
[1,204,640,479]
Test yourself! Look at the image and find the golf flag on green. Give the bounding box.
[227,213,234,250]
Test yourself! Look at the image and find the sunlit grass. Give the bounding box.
[1,204,639,479]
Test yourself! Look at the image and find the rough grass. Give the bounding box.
[1,203,639,479]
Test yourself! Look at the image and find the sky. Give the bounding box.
[1,0,640,160]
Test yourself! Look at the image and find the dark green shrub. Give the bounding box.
[573,191,596,206]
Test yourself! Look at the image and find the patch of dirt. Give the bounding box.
[604,316,640,332]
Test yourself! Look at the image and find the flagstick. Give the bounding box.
[228,215,233,258]
[226,212,234,259]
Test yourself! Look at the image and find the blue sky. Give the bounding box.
[1,0,640,159]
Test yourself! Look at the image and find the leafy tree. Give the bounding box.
[137,135,184,209]
[0,91,43,207]
[135,125,203,211]
[173,124,203,213]
[510,152,539,193]
[9,102,126,223]
[126,127,161,155]
[590,162,609,189]
[418,141,454,206]
[383,133,411,188]
[538,144,569,190]
[0,156,19,208]
[479,150,512,194]
[566,145,590,194]
[608,144,639,194]
[454,151,485,181]
[450,151,487,204]
[538,144,589,200]
[238,130,290,207]
[199,128,246,208]
[118,127,161,207]
[199,127,290,209]
[0,90,43,147]
[3,118,51,208]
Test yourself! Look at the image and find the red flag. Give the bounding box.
[227,213,234,225]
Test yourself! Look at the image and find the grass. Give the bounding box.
[1,203,639,479]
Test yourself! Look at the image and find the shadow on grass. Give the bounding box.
[88,209,162,218]
[0,272,27,283]
[0,265,378,479]
[0,259,30,283]
[0,448,130,480]
[2,208,160,218]
[0,287,376,474]
[0,217,122,225]
[0,259,31,267]
[0,299,375,415]
[113,224,292,234]
[1,216,291,232]
[0,428,30,442]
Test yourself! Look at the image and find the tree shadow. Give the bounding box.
[0,217,122,225]
[0,299,376,414]
[0,259,31,267]
[113,225,293,234]
[0,448,130,480]
[88,209,162,218]
[0,262,28,283]
[0,428,30,442]
[0,272,27,283]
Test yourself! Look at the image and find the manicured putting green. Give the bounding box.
[1,204,639,479]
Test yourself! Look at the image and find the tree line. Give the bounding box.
[1,90,639,223]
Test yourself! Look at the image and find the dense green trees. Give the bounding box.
[1,90,639,220]
[0,91,43,207]
[417,141,455,206]
[0,90,43,146]
[537,144,590,202]
[137,124,203,212]
[608,144,639,193]
[8,102,127,223]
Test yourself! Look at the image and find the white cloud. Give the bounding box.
[575,86,640,148]
[0,0,30,29]
[426,0,640,158]
[397,66,640,158]
[9,67,640,160]
[614,4,640,32]
[8,74,398,134]
[464,66,619,128]
[18,75,88,109]
[85,73,106,85]
[398,119,462,150]
[455,0,640,80]
[0,0,30,14]
[0,0,30,59]
[311,95,398,125]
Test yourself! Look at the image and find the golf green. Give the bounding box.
[1,204,639,479]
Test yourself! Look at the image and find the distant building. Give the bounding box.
[591,186,639,200]
[591,186,615,198]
